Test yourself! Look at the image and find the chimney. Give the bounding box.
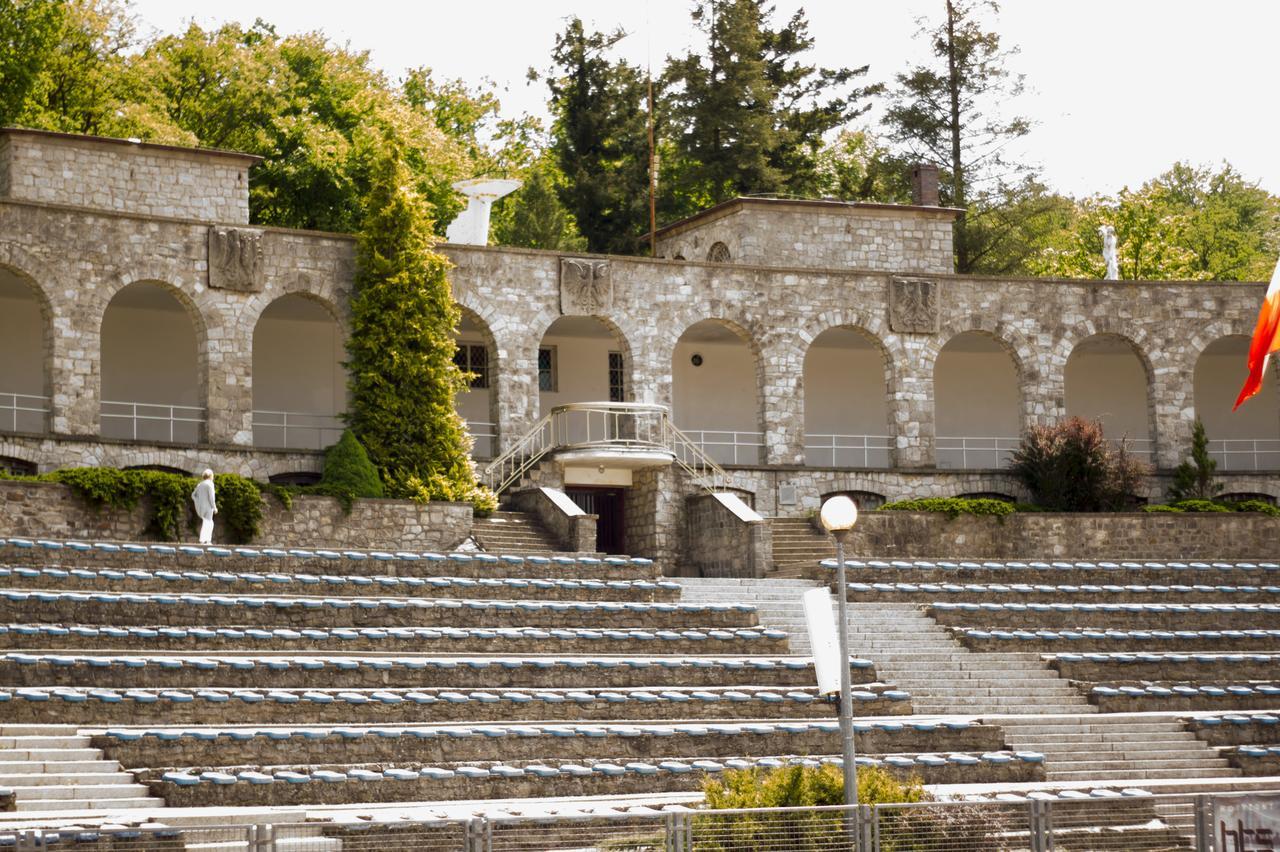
[910,164,940,206]
[445,178,522,245]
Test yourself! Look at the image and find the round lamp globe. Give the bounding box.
[820,495,858,532]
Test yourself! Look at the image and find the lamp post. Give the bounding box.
[819,495,860,822]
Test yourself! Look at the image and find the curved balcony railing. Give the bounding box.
[482,402,733,495]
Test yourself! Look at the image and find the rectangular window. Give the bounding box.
[538,346,557,392]
[608,351,625,402]
[453,344,489,389]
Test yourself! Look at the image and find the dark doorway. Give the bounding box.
[566,487,626,554]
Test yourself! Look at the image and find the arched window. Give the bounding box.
[454,309,500,459]
[0,266,50,434]
[707,242,731,263]
[1195,336,1280,470]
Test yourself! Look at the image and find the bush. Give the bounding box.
[1144,499,1280,517]
[1170,418,1220,501]
[879,497,1015,519]
[321,430,384,499]
[1009,417,1150,511]
[1227,499,1280,516]
[212,474,264,543]
[705,764,926,810]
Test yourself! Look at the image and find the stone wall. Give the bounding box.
[508,486,595,552]
[0,480,472,550]
[841,511,1280,560]
[0,129,257,224]
[682,492,771,578]
[653,198,956,274]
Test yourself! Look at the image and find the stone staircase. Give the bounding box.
[678,577,824,655]
[766,518,831,576]
[841,603,1091,715]
[471,510,567,554]
[0,726,163,811]
[999,716,1238,783]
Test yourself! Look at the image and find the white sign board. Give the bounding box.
[803,587,843,696]
[1215,793,1280,851]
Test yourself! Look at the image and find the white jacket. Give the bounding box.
[192,479,217,520]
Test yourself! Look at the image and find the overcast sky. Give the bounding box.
[127,0,1280,197]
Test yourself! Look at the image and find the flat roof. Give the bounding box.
[0,126,263,165]
[652,195,963,241]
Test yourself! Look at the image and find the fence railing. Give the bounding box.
[1110,436,1154,461]
[466,420,497,460]
[680,428,765,466]
[1208,438,1280,471]
[100,400,205,444]
[252,410,345,451]
[936,435,1020,469]
[0,391,49,434]
[3,792,1248,851]
[805,433,893,468]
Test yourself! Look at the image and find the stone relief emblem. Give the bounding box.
[559,257,613,315]
[208,227,264,292]
[889,276,940,334]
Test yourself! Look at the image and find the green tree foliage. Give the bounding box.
[0,0,67,126]
[1169,418,1221,501]
[883,0,1062,275]
[663,0,876,213]
[490,155,588,251]
[543,19,651,255]
[1010,417,1149,511]
[344,138,493,511]
[705,764,926,809]
[1030,162,1280,281]
[814,129,912,203]
[319,429,385,500]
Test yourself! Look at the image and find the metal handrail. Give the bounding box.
[1208,438,1280,471]
[679,428,766,465]
[100,400,206,443]
[482,402,734,495]
[251,410,345,450]
[805,433,893,468]
[936,435,1020,469]
[0,391,50,433]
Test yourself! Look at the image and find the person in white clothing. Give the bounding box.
[192,469,218,544]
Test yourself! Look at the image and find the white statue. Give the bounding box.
[1098,224,1119,280]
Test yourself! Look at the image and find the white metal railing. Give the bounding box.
[936,435,1020,469]
[1208,438,1280,471]
[679,429,765,466]
[100,400,205,444]
[483,402,734,494]
[0,391,49,433]
[466,420,497,460]
[1109,437,1154,461]
[252,410,345,451]
[805,433,893,468]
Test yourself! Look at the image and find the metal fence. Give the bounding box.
[2,792,1255,851]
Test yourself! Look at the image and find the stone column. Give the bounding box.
[891,337,935,468]
[49,312,100,437]
[1153,360,1195,470]
[493,342,540,455]
[760,337,805,466]
[202,304,253,446]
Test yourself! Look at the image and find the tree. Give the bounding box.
[344,137,490,510]
[814,129,912,203]
[1010,417,1150,511]
[1169,419,1221,501]
[1032,162,1280,281]
[663,0,876,213]
[490,155,587,251]
[544,19,651,255]
[883,0,1044,274]
[0,0,66,126]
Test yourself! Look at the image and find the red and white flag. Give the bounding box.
[1234,256,1280,410]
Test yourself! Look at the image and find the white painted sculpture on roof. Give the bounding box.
[445,178,522,246]
[1099,224,1119,280]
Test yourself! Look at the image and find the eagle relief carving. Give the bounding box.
[208,227,264,293]
[889,276,940,334]
[559,257,613,315]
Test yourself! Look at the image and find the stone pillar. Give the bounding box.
[203,311,253,446]
[761,338,805,465]
[49,313,100,437]
[494,342,540,455]
[1153,361,1195,470]
[891,337,935,468]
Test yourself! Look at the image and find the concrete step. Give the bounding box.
[0,749,102,761]
[13,797,163,811]
[0,726,77,736]
[0,772,136,787]
[8,783,153,800]
[1048,767,1239,781]
[0,761,119,774]
[0,737,92,749]
[1045,758,1230,772]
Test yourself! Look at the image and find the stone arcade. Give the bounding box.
[1,127,1278,563]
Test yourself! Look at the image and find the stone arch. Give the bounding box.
[1063,330,1158,462]
[535,312,637,410]
[250,292,348,451]
[242,287,350,344]
[108,448,199,475]
[928,322,1030,469]
[263,457,326,482]
[99,279,211,443]
[798,313,898,468]
[454,304,503,459]
[1193,329,1280,471]
[671,315,766,466]
[0,258,55,434]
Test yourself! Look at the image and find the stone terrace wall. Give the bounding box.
[683,493,771,578]
[844,511,1280,560]
[0,481,471,550]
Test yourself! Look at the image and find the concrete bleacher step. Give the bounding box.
[0,726,165,812]
[678,577,823,654]
[472,512,568,555]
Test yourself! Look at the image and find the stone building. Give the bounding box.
[2,127,1277,562]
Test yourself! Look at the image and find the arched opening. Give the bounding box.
[454,310,499,460]
[0,266,50,434]
[672,319,762,465]
[100,282,204,444]
[1195,336,1280,470]
[1065,335,1153,462]
[820,490,886,511]
[803,327,891,468]
[0,456,38,476]
[269,470,323,486]
[707,242,731,263]
[123,464,192,477]
[537,315,631,443]
[935,332,1020,469]
[252,294,347,451]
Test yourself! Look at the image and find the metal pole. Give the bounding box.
[833,529,859,837]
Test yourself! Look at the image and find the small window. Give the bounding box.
[269,471,322,486]
[0,456,37,476]
[608,351,625,402]
[538,346,558,392]
[707,241,731,263]
[452,343,489,389]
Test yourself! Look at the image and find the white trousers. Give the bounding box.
[199,518,214,544]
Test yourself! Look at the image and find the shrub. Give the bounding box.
[878,497,1015,519]
[212,474,264,543]
[1144,499,1280,517]
[1227,499,1280,516]
[1169,499,1231,513]
[321,430,384,498]
[1009,417,1150,511]
[1169,418,1220,501]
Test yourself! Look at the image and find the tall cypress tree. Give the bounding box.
[345,136,492,509]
